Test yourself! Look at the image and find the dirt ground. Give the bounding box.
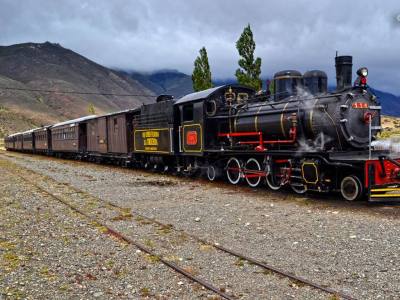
[0,150,399,299]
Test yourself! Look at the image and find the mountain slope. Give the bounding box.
[0,42,155,136]
[123,70,193,98]
[370,88,400,116]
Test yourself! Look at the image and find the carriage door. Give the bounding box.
[97,117,108,153]
[179,102,203,154]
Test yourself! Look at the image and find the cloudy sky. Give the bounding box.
[1,0,400,94]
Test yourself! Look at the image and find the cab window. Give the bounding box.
[182,104,193,122]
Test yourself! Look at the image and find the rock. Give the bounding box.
[93,291,103,297]
[194,217,200,222]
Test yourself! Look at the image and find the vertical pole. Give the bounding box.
[369,114,372,160]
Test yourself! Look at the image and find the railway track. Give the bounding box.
[0,152,356,299]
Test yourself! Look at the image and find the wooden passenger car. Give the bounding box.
[22,130,35,152]
[34,127,51,152]
[4,134,16,150]
[51,116,96,153]
[14,133,23,150]
[106,110,138,155]
[87,116,108,154]
[86,110,138,157]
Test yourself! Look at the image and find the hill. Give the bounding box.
[0,42,155,136]
[121,70,193,98]
[370,88,400,116]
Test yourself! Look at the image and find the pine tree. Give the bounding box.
[235,24,262,90]
[192,47,213,92]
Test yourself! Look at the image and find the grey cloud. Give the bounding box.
[0,0,399,94]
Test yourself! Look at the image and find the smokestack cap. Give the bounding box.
[335,55,353,65]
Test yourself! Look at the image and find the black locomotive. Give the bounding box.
[5,55,400,202]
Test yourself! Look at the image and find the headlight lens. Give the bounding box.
[361,68,368,77]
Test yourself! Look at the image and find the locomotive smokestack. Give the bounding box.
[335,55,353,90]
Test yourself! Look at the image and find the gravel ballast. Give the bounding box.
[1,151,400,299]
[0,158,218,299]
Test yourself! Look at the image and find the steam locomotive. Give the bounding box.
[5,56,400,202]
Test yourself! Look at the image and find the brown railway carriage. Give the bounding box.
[86,109,139,156]
[87,116,108,154]
[106,109,138,155]
[22,130,35,151]
[14,133,23,150]
[34,126,51,152]
[51,116,96,153]
[4,134,16,150]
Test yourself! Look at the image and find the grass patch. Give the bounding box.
[2,251,23,272]
[234,258,245,267]
[139,287,151,297]
[143,239,155,249]
[199,244,214,252]
[90,221,109,234]
[157,224,173,235]
[145,254,160,263]
[111,211,133,221]
[0,240,16,251]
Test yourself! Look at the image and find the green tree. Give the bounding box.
[235,24,262,90]
[192,47,213,92]
[88,103,96,114]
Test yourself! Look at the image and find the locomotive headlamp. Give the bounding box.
[357,67,368,77]
[355,67,368,87]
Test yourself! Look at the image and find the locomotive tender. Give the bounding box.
[5,56,400,202]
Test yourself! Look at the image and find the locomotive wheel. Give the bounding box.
[245,158,262,187]
[340,175,363,201]
[207,165,217,181]
[265,161,283,191]
[290,183,307,194]
[226,157,242,185]
[266,173,281,190]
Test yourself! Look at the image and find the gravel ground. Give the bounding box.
[0,158,218,299]
[0,154,325,299]
[1,151,400,299]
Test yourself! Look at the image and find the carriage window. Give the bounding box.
[182,104,193,122]
[114,118,118,131]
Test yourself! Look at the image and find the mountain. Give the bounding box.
[370,89,400,116]
[121,70,193,98]
[0,42,154,136]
